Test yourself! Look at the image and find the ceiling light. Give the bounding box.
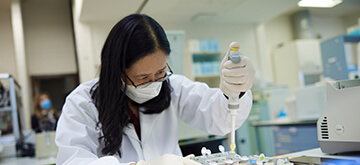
[297,0,343,8]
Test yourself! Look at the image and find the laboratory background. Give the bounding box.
[1,0,360,164]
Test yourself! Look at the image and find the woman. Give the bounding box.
[55,13,255,165]
[31,93,60,132]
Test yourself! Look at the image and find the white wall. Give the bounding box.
[77,21,260,81]
[11,0,32,130]
[262,15,294,82]
[164,23,260,79]
[22,0,77,76]
[340,11,360,32]
[72,0,102,83]
[261,12,360,83]
[311,16,345,41]
[74,11,360,86]
[0,0,79,130]
[0,0,17,78]
[90,22,115,76]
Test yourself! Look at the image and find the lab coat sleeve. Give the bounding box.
[172,75,252,136]
[55,87,134,165]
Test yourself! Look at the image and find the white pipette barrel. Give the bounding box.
[228,47,241,153]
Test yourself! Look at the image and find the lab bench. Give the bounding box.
[179,136,227,156]
[0,156,56,165]
[286,148,360,164]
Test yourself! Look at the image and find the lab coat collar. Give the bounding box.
[124,124,140,143]
[139,107,161,146]
[124,107,161,145]
[124,124,144,160]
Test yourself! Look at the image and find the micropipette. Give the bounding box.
[228,47,241,153]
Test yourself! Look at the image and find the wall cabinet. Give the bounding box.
[186,39,223,88]
[193,52,222,88]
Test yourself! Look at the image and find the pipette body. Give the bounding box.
[228,47,241,153]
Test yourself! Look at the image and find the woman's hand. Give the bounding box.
[220,42,255,96]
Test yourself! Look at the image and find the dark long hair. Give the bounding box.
[90,14,172,157]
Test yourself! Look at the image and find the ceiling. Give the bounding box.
[79,0,360,24]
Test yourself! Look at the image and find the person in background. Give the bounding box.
[55,13,255,165]
[31,93,60,133]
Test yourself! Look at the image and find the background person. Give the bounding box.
[31,93,60,133]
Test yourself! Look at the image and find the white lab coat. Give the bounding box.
[55,74,252,165]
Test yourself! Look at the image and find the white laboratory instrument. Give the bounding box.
[317,79,360,154]
[228,47,241,153]
[191,145,247,165]
[249,154,292,165]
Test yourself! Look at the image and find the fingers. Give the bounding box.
[222,56,248,69]
[219,42,255,94]
[222,76,249,85]
[221,56,255,93]
[221,56,253,77]
[184,154,195,159]
[222,80,253,93]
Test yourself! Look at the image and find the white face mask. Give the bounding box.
[122,80,163,104]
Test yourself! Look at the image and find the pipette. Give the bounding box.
[228,47,241,153]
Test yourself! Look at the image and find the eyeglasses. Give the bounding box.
[126,63,173,88]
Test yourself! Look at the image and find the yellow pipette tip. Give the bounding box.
[230,143,235,153]
[230,47,239,51]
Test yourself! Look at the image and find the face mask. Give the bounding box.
[41,99,52,109]
[122,80,163,104]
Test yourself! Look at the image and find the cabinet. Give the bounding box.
[0,74,24,156]
[187,39,222,88]
[272,124,319,155]
[193,52,222,88]
[253,120,319,156]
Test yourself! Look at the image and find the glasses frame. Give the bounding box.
[126,63,173,88]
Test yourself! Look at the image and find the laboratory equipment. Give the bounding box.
[320,35,360,80]
[191,145,247,165]
[290,156,356,165]
[228,47,241,153]
[317,79,360,154]
[249,153,292,165]
[0,74,26,157]
[35,131,57,158]
[249,153,268,164]
[295,84,326,120]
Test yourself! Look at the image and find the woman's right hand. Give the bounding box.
[136,154,201,165]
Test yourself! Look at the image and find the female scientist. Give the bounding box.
[55,13,255,165]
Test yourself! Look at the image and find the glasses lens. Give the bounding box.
[134,64,173,88]
[136,72,172,88]
[157,72,171,81]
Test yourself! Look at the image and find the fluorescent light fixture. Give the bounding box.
[298,0,343,8]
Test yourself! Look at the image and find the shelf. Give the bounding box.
[192,53,222,62]
[194,74,220,78]
[0,106,12,112]
[0,75,23,147]
[192,52,222,55]
[252,119,317,127]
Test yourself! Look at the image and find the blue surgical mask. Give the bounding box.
[41,99,52,109]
